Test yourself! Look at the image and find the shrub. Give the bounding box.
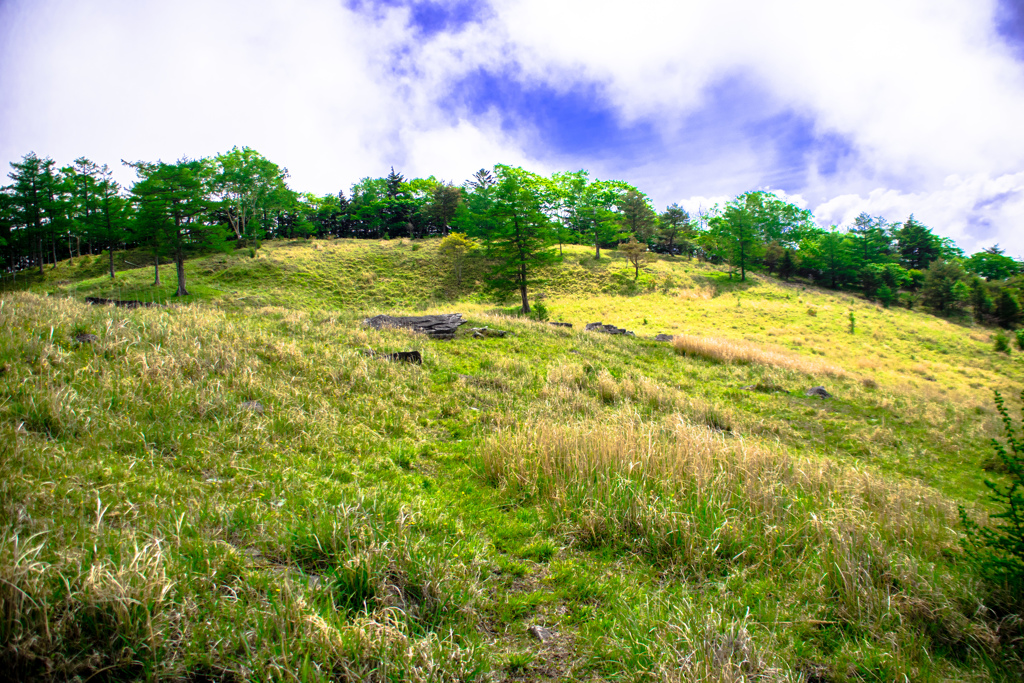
[959,391,1024,600]
[994,332,1011,354]
[1017,329,1024,351]
[528,300,549,321]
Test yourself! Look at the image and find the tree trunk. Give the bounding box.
[153,252,161,286]
[175,248,188,296]
[38,238,44,275]
[519,262,530,313]
[109,245,115,279]
[52,239,58,269]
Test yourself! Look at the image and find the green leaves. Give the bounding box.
[481,165,558,313]
[959,391,1024,600]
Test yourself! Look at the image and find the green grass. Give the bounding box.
[1,238,1022,681]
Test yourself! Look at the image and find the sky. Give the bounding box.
[2,0,1024,256]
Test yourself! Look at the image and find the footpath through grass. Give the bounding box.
[1,238,1023,681]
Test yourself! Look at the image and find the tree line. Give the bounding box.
[1,148,1021,322]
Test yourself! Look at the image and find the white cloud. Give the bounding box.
[3,0,1024,254]
[814,172,1024,256]
[0,0,532,192]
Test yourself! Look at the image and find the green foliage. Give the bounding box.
[898,214,942,270]
[966,246,1020,281]
[528,300,549,321]
[481,165,558,313]
[972,279,995,323]
[213,146,292,244]
[619,236,653,279]
[437,231,478,288]
[996,288,1021,329]
[778,248,796,281]
[994,331,1011,354]
[1017,329,1024,351]
[959,392,1024,599]
[921,259,968,314]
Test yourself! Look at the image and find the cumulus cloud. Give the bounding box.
[0,0,534,192]
[2,0,1024,254]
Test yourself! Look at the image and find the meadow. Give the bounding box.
[1,238,1022,682]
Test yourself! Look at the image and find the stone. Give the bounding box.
[74,333,99,344]
[364,349,423,364]
[805,386,831,399]
[585,322,635,337]
[84,297,161,308]
[654,333,674,342]
[364,313,466,339]
[549,322,572,328]
[527,624,554,642]
[470,326,509,339]
[240,400,265,414]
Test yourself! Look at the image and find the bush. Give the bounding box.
[1017,329,1024,351]
[528,301,549,321]
[994,332,1011,354]
[959,391,1024,600]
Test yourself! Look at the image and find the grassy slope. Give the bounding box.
[1,238,1022,682]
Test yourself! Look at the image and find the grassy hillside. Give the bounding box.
[1,238,1022,681]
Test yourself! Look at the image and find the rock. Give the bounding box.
[470,326,509,339]
[654,333,674,342]
[549,322,573,328]
[84,297,161,308]
[805,386,832,399]
[364,349,423,364]
[527,624,554,642]
[74,332,99,344]
[585,322,635,337]
[743,382,786,393]
[364,313,466,339]
[240,400,265,414]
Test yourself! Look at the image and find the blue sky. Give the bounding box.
[2,0,1024,255]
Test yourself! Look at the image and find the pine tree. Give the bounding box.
[482,165,557,314]
[996,288,1021,329]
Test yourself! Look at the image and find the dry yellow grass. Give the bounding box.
[671,334,846,378]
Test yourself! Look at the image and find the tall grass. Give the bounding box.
[478,411,999,677]
[672,334,846,377]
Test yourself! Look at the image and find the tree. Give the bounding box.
[214,146,292,245]
[68,158,127,279]
[618,189,657,243]
[550,170,632,258]
[848,212,895,267]
[966,246,1021,281]
[921,259,967,313]
[897,215,941,270]
[128,157,225,296]
[482,165,557,314]
[620,236,654,279]
[8,152,60,275]
[427,182,462,236]
[438,232,477,288]
[802,227,857,289]
[709,198,760,281]
[709,191,812,282]
[971,279,995,323]
[658,204,693,257]
[778,248,796,281]
[996,288,1022,329]
[763,241,784,275]
[468,168,495,192]
[861,262,910,301]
